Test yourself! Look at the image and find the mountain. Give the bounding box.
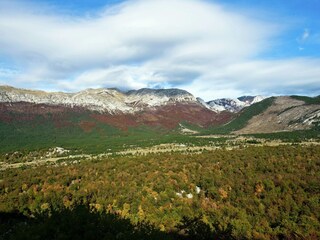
[207,98,247,112]
[0,85,267,114]
[205,95,266,112]
[202,95,320,136]
[0,86,199,114]
[0,85,233,131]
[1,86,319,135]
[197,97,226,112]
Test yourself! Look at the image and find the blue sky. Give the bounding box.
[0,0,319,100]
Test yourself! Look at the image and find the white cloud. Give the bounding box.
[0,0,319,99]
[184,58,320,100]
[297,28,310,47]
[302,28,310,41]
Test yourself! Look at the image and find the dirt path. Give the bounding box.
[0,154,91,171]
[115,144,225,155]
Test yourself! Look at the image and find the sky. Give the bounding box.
[0,0,319,100]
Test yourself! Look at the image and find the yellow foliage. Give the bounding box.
[218,188,228,199]
[40,203,50,211]
[121,203,130,218]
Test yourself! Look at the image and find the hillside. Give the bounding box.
[202,97,276,134]
[234,96,320,134]
[0,101,232,153]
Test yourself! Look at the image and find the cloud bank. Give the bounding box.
[0,0,319,100]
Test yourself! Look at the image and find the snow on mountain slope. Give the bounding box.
[207,98,247,113]
[206,95,267,112]
[197,98,225,112]
[250,96,267,104]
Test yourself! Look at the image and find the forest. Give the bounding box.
[1,145,319,239]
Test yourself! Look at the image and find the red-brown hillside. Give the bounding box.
[0,102,233,131]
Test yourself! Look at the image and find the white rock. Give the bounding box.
[176,192,183,198]
[186,193,193,199]
[196,186,201,194]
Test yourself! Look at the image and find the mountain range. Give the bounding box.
[0,85,263,113]
[0,85,319,133]
[0,85,319,153]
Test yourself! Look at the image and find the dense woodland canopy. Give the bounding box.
[1,145,319,239]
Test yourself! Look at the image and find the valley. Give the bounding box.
[1,0,320,238]
[0,86,319,239]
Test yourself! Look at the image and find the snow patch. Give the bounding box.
[206,95,267,112]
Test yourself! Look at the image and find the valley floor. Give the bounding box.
[1,136,319,171]
[1,144,319,239]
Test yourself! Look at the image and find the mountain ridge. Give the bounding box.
[0,85,264,114]
[0,86,199,114]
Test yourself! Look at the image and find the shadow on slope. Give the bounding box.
[0,205,171,240]
[0,206,228,240]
